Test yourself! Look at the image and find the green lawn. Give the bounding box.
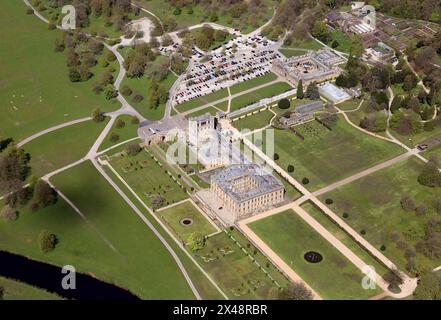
[0,277,62,300]
[258,115,403,191]
[49,161,194,299]
[338,98,364,111]
[319,158,441,274]
[98,115,139,151]
[185,106,219,118]
[107,149,188,209]
[136,0,276,33]
[392,120,441,148]
[283,37,324,50]
[233,110,274,131]
[329,30,352,54]
[158,200,217,242]
[121,71,177,121]
[279,49,308,58]
[231,82,293,112]
[176,89,229,113]
[229,73,277,95]
[249,210,383,299]
[301,202,389,277]
[23,119,109,177]
[0,1,119,142]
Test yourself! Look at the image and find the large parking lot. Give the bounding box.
[172,34,282,106]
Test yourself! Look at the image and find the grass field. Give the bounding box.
[0,277,61,300]
[279,49,308,57]
[229,73,277,95]
[185,106,219,118]
[191,231,286,299]
[230,82,293,112]
[319,157,441,273]
[338,98,364,111]
[158,200,217,242]
[107,149,188,209]
[258,116,403,190]
[49,161,195,299]
[98,115,139,151]
[136,0,276,33]
[0,1,119,142]
[233,110,274,131]
[249,210,383,299]
[121,71,177,121]
[23,119,109,177]
[175,89,229,113]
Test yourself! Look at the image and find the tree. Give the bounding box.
[126,142,141,156]
[278,98,290,109]
[0,205,18,222]
[296,80,304,99]
[0,145,31,195]
[305,82,320,100]
[131,116,140,125]
[187,232,206,251]
[273,153,279,161]
[151,195,165,210]
[287,165,294,172]
[38,230,57,253]
[92,108,105,122]
[279,282,313,300]
[68,68,81,82]
[418,158,441,188]
[34,180,57,207]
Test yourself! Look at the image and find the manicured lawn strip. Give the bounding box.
[99,115,139,151]
[0,1,119,141]
[270,97,313,115]
[260,116,403,191]
[249,210,382,299]
[185,106,219,118]
[121,71,177,121]
[158,201,217,242]
[107,150,188,209]
[0,277,62,300]
[23,119,109,177]
[283,37,324,50]
[0,197,139,297]
[229,73,277,95]
[214,101,229,112]
[191,232,284,299]
[233,110,274,131]
[101,165,225,300]
[230,82,293,112]
[51,161,194,299]
[301,202,389,277]
[176,89,229,113]
[189,173,210,189]
[319,158,441,273]
[279,49,308,57]
[338,98,364,111]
